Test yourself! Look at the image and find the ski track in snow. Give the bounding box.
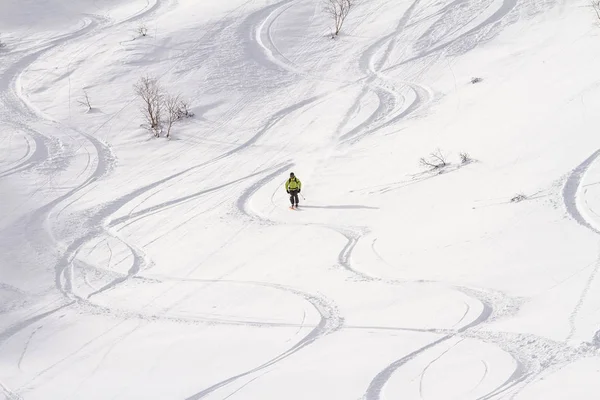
[0,381,23,400]
[385,0,520,72]
[16,326,42,371]
[339,0,431,145]
[235,126,538,400]
[250,0,431,145]
[358,142,600,399]
[0,0,176,375]
[0,303,74,347]
[0,18,100,182]
[179,279,343,399]
[223,1,570,397]
[0,124,47,179]
[0,0,589,398]
[1,3,356,394]
[562,149,600,343]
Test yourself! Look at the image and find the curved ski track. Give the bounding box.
[562,150,600,344]
[0,0,580,399]
[179,279,343,400]
[0,0,177,354]
[0,17,101,180]
[358,146,600,400]
[234,149,538,400]
[339,0,432,145]
[0,5,359,396]
[233,0,590,399]
[250,0,431,146]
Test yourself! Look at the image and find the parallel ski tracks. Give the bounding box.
[359,145,600,400]
[0,0,574,398]
[232,0,586,399]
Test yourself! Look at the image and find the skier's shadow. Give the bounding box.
[299,205,378,210]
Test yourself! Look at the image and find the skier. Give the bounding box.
[285,172,302,209]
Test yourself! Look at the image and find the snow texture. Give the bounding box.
[2,0,600,398]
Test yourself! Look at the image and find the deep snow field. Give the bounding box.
[2,0,600,398]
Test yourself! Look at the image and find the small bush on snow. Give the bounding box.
[175,100,194,120]
[510,193,527,203]
[459,152,473,164]
[137,24,149,37]
[470,77,483,84]
[419,149,448,170]
[134,76,193,139]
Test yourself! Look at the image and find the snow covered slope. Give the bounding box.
[2,0,600,398]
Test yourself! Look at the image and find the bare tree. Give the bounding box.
[134,76,163,137]
[164,94,181,139]
[77,90,92,112]
[323,0,355,37]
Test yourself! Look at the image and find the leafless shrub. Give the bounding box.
[419,149,448,170]
[430,149,447,167]
[459,152,472,164]
[137,23,149,37]
[165,97,194,137]
[77,90,92,112]
[134,76,163,137]
[510,193,527,203]
[470,77,483,84]
[133,74,194,138]
[0,35,6,49]
[323,0,355,37]
[164,94,181,139]
[175,99,194,120]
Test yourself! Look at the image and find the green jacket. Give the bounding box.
[285,177,301,191]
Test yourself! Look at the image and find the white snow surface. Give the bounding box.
[2,0,600,398]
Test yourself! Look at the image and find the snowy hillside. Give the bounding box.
[2,0,600,398]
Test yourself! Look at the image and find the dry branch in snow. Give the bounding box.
[419,149,448,170]
[77,90,92,111]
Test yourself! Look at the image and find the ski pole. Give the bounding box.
[300,192,306,200]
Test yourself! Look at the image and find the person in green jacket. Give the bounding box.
[285,172,301,208]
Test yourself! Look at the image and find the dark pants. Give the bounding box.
[289,189,299,206]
